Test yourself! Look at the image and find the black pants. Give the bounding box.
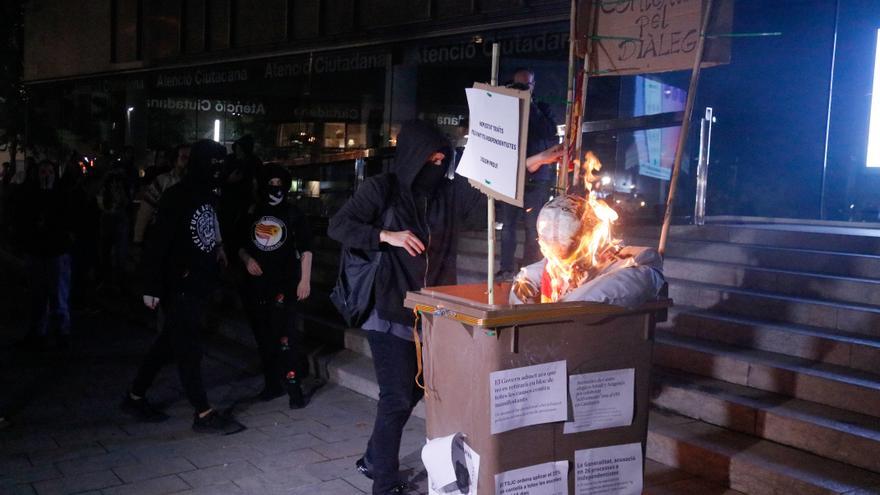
[131,292,210,413]
[364,331,423,495]
[241,284,301,390]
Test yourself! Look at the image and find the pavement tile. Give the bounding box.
[308,423,372,444]
[342,474,372,493]
[237,411,290,429]
[311,438,369,461]
[55,451,137,476]
[178,460,262,488]
[51,426,130,449]
[305,455,365,482]
[32,470,122,495]
[289,478,365,495]
[174,481,244,494]
[27,444,108,467]
[247,447,327,473]
[0,464,63,485]
[100,475,189,495]
[257,418,330,438]
[232,467,323,494]
[0,484,37,495]
[248,432,326,456]
[111,457,197,484]
[184,444,265,469]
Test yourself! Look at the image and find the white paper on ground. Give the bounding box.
[457,87,522,200]
[563,368,635,434]
[574,442,643,495]
[489,360,568,434]
[423,433,481,495]
[495,460,569,495]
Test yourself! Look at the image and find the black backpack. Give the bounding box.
[330,189,395,328]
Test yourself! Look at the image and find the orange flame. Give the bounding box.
[530,152,622,303]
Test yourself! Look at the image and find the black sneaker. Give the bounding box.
[355,457,373,480]
[120,394,169,423]
[192,410,246,435]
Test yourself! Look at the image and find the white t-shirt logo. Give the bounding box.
[252,216,287,252]
[190,204,219,253]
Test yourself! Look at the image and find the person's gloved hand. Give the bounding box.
[143,295,160,310]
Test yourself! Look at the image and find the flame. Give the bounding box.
[527,151,622,303]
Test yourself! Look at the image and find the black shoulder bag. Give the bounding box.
[330,204,395,328]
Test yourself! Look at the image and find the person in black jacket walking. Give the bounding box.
[328,121,483,495]
[237,164,313,408]
[121,140,244,435]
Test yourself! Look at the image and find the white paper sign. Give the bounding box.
[563,368,635,434]
[495,461,569,495]
[490,360,568,434]
[574,443,643,495]
[424,433,481,495]
[457,87,522,200]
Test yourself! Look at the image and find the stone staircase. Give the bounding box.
[624,223,880,494]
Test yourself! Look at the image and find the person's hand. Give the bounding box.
[246,257,263,276]
[143,295,160,310]
[297,279,311,300]
[216,247,228,268]
[537,143,564,165]
[380,230,425,257]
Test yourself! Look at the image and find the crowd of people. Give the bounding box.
[0,66,563,493]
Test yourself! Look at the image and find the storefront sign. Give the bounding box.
[412,32,569,65]
[146,97,266,115]
[155,68,249,88]
[264,52,386,79]
[577,0,731,75]
[457,83,530,207]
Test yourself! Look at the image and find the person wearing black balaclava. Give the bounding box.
[237,164,313,409]
[121,140,244,435]
[328,121,484,495]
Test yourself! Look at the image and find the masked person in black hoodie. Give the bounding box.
[237,164,313,408]
[121,140,244,435]
[328,121,484,495]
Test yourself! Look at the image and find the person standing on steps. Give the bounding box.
[328,120,485,495]
[237,163,314,409]
[121,139,244,435]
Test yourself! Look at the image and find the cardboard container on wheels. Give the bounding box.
[405,283,670,494]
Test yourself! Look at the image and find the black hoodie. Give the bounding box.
[142,140,227,299]
[328,121,484,326]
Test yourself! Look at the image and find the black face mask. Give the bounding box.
[266,185,285,205]
[413,163,446,195]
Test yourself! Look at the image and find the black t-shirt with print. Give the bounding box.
[240,202,312,293]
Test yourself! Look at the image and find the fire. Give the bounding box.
[520,151,622,303]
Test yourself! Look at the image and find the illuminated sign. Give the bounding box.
[867,29,880,167]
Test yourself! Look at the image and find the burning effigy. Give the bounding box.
[510,152,665,307]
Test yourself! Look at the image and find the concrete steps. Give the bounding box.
[651,369,880,473]
[653,333,880,418]
[667,279,880,338]
[660,307,880,375]
[663,257,880,307]
[647,411,880,495]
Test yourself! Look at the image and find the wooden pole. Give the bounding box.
[658,0,714,256]
[572,52,590,190]
[487,42,501,305]
[559,0,577,193]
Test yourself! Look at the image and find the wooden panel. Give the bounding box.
[234,0,286,46]
[322,0,355,35]
[183,0,207,53]
[207,0,230,50]
[144,0,181,59]
[291,0,321,39]
[358,0,430,27]
[114,0,140,62]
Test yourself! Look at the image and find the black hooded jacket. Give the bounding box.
[142,140,226,299]
[328,121,483,326]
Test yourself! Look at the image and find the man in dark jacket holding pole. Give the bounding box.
[328,121,483,495]
[121,139,244,435]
